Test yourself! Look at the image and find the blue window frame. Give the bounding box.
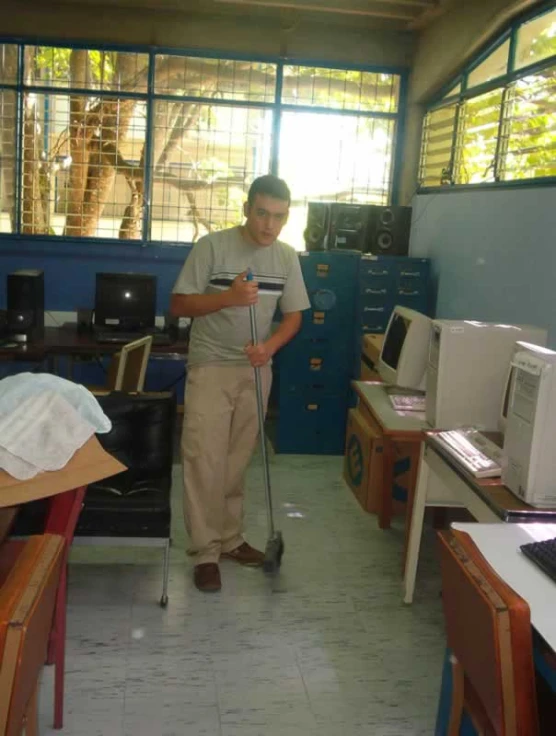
[419,2,556,192]
[0,42,406,249]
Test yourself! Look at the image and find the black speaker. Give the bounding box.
[304,202,330,251]
[7,269,45,343]
[329,203,370,252]
[77,307,94,334]
[365,205,412,256]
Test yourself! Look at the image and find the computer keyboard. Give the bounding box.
[95,330,173,346]
[433,428,503,478]
[520,537,556,584]
[389,394,426,412]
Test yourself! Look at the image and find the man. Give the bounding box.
[170,175,310,592]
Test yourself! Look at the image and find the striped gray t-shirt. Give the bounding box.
[172,227,310,366]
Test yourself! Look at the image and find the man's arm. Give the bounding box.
[170,271,257,318]
[170,291,231,318]
[245,311,302,368]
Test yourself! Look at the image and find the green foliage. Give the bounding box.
[421,19,556,186]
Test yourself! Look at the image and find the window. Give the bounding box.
[455,88,504,184]
[467,39,510,89]
[419,104,457,187]
[0,43,403,248]
[502,64,556,180]
[419,3,556,190]
[278,65,400,245]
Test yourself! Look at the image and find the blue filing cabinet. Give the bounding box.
[275,251,432,453]
[358,255,431,335]
[276,251,359,455]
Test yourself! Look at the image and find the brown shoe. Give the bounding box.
[194,563,221,592]
[221,542,265,567]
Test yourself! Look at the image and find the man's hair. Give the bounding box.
[247,175,291,207]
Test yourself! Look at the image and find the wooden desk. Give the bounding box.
[352,380,427,530]
[403,434,556,603]
[0,508,18,547]
[0,325,189,361]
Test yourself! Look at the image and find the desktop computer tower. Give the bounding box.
[503,344,556,507]
[366,205,411,256]
[6,269,45,343]
[426,320,547,431]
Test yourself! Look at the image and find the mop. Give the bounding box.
[246,269,284,574]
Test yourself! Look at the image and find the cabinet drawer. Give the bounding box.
[299,251,360,292]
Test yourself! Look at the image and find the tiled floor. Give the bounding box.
[39,451,446,736]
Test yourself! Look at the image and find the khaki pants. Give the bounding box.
[181,362,272,565]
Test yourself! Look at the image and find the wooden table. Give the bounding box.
[0,508,18,547]
[403,432,556,603]
[0,324,189,362]
[352,380,428,530]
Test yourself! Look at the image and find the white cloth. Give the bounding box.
[0,373,112,480]
[0,392,97,480]
[0,373,111,434]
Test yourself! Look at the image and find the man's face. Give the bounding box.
[243,193,289,247]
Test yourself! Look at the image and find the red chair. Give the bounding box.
[437,529,539,736]
[43,486,86,730]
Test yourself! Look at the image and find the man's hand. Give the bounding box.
[244,341,273,367]
[226,271,258,307]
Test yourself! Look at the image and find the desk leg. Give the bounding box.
[403,442,429,604]
[379,435,395,530]
[402,442,422,574]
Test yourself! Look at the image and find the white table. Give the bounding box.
[403,434,556,604]
[451,522,556,652]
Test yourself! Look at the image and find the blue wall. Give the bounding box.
[409,186,556,347]
[0,239,192,314]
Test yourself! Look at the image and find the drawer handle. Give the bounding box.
[400,271,420,277]
[399,289,419,296]
[367,269,388,276]
[364,307,385,312]
[365,288,386,295]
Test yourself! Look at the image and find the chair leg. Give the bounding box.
[448,657,465,736]
[160,540,170,608]
[52,562,68,729]
[23,680,39,736]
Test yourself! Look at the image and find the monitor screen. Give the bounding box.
[94,273,156,329]
[381,312,408,371]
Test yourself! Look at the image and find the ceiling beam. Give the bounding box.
[211,0,423,21]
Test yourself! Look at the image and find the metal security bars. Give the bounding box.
[0,43,403,247]
[419,3,556,191]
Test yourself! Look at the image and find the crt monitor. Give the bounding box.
[94,273,156,330]
[378,306,431,390]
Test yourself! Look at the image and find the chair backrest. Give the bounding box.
[437,529,538,736]
[107,335,152,393]
[0,534,64,736]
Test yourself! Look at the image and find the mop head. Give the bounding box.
[263,531,284,575]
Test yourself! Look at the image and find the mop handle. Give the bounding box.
[246,269,275,536]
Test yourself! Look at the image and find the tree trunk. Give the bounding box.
[64,50,92,237]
